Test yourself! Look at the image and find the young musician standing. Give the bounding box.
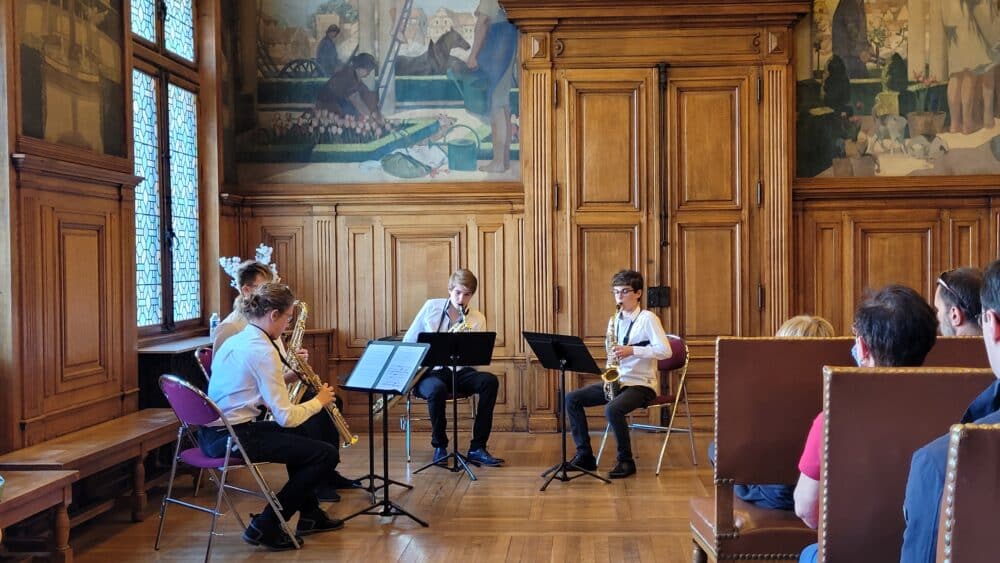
[402,269,505,467]
[565,269,671,479]
[203,283,344,550]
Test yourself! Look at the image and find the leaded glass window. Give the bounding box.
[168,84,200,322]
[131,0,156,43]
[164,0,195,62]
[133,69,162,327]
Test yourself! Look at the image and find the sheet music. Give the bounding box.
[348,343,393,389]
[375,346,426,392]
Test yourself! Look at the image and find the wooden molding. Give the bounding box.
[503,0,811,26]
[794,181,1000,202]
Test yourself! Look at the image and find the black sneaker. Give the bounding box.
[295,508,345,536]
[330,471,363,489]
[467,448,505,467]
[242,514,302,551]
[608,459,637,479]
[569,452,598,471]
[315,484,341,503]
[432,447,449,463]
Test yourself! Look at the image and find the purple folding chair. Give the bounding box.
[155,375,300,560]
[597,334,697,474]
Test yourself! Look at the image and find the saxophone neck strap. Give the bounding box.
[617,313,637,346]
[251,322,299,374]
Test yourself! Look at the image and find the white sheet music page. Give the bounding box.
[349,343,393,389]
[375,345,426,392]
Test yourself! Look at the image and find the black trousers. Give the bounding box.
[415,367,499,451]
[565,383,655,462]
[199,413,339,521]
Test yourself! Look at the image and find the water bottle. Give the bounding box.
[209,312,220,338]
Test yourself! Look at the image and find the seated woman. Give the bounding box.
[201,283,344,550]
[708,315,835,510]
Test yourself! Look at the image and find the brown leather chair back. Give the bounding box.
[820,367,995,563]
[715,337,854,485]
[924,337,989,368]
[936,422,1000,563]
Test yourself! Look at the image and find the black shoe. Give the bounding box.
[315,484,341,503]
[295,508,345,536]
[467,448,505,467]
[569,452,598,471]
[608,459,637,479]
[432,447,449,463]
[330,471,363,489]
[242,514,302,551]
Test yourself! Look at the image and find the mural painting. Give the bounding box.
[796,0,1000,178]
[17,0,127,158]
[235,0,520,184]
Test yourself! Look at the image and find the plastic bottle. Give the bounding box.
[209,312,220,338]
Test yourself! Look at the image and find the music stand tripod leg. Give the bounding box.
[540,364,611,491]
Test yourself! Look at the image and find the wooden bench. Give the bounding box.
[691,336,990,563]
[820,367,995,563]
[936,422,1000,563]
[0,409,179,524]
[0,470,78,562]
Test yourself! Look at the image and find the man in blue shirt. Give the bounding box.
[900,261,1000,562]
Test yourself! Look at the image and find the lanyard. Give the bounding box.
[250,323,297,373]
[617,313,637,345]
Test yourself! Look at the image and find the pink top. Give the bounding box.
[798,412,824,480]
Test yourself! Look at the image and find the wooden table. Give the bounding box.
[0,470,78,563]
[138,335,212,408]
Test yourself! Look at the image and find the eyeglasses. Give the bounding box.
[611,288,635,296]
[937,270,978,321]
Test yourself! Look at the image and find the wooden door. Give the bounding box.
[664,66,760,428]
[552,67,659,399]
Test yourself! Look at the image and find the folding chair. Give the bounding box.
[402,389,477,462]
[596,334,697,474]
[194,347,213,382]
[155,374,300,561]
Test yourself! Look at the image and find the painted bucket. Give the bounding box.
[448,69,490,115]
[442,124,481,171]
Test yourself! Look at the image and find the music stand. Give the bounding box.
[523,331,611,490]
[341,340,430,526]
[413,331,497,481]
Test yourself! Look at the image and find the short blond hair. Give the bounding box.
[448,268,478,293]
[776,315,835,337]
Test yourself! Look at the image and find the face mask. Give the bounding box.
[850,341,863,367]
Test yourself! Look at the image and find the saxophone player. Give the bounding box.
[203,283,343,550]
[402,269,505,467]
[217,255,361,499]
[565,269,671,479]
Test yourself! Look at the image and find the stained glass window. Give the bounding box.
[131,0,156,43]
[133,70,162,327]
[165,0,195,62]
[168,84,200,322]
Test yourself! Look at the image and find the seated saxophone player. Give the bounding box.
[217,254,361,498]
[565,269,671,479]
[202,283,344,550]
[402,268,505,467]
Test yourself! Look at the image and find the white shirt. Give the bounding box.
[403,298,487,370]
[609,307,671,392]
[207,324,322,427]
[214,309,287,355]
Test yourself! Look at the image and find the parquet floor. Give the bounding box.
[72,431,713,562]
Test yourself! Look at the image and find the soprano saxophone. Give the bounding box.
[287,300,358,447]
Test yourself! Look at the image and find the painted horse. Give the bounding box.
[395,28,470,76]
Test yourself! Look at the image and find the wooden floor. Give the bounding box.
[72,431,713,562]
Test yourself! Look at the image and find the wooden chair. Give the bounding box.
[156,375,299,560]
[595,334,696,474]
[937,422,1000,563]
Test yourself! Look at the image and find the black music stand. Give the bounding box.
[413,331,497,481]
[341,340,430,526]
[523,331,611,491]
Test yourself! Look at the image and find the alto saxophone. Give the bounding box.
[601,304,623,401]
[286,300,358,448]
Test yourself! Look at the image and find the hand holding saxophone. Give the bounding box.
[314,382,335,406]
[611,345,634,360]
